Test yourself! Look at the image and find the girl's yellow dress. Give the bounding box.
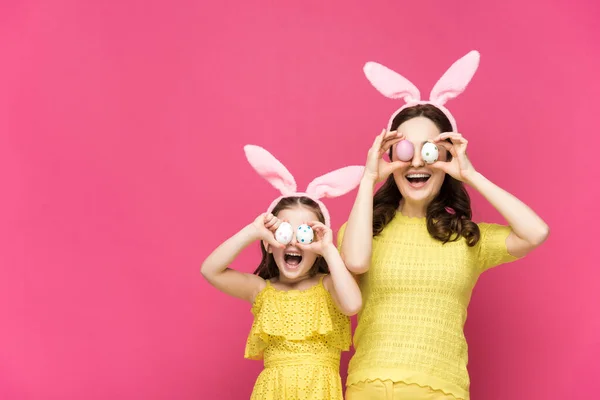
[244,276,351,400]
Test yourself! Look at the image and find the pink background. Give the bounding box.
[1,1,598,399]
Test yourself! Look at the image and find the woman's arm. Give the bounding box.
[433,132,549,258]
[340,176,376,274]
[201,214,284,302]
[341,129,407,274]
[467,172,549,257]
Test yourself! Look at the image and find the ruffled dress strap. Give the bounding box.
[244,277,351,360]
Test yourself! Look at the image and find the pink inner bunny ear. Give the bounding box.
[244,145,297,195]
[306,166,365,199]
[429,50,480,105]
[364,62,420,102]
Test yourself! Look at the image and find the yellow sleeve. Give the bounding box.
[477,223,519,272]
[336,222,348,252]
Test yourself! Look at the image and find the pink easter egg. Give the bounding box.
[395,140,414,162]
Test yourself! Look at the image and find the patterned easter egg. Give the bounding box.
[296,224,314,244]
[275,222,293,245]
[421,142,439,164]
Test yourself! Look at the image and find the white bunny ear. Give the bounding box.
[305,166,365,199]
[429,50,480,105]
[244,145,297,195]
[363,62,420,103]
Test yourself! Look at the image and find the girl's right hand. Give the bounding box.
[365,129,409,183]
[250,213,285,249]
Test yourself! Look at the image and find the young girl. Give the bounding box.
[340,51,549,399]
[201,145,364,400]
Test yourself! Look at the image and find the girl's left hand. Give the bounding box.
[432,132,477,183]
[296,221,334,256]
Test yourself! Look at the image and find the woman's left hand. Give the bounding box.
[432,132,477,183]
[296,221,334,256]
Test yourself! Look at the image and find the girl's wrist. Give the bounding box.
[242,224,262,242]
[321,243,339,260]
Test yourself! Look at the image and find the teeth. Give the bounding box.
[286,253,301,257]
[406,173,430,178]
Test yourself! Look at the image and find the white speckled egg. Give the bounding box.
[275,222,293,245]
[296,224,314,244]
[421,142,439,164]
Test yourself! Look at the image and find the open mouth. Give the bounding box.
[284,252,303,268]
[405,173,431,188]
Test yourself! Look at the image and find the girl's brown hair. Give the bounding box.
[253,197,330,279]
[373,104,481,246]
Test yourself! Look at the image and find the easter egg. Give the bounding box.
[421,142,439,164]
[275,222,293,245]
[395,140,414,162]
[296,224,314,244]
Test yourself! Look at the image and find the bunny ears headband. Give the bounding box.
[244,145,364,227]
[363,50,481,132]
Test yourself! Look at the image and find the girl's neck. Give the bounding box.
[398,199,428,218]
[276,273,312,285]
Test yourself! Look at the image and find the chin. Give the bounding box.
[394,173,444,205]
[275,255,313,281]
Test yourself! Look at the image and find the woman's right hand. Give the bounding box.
[364,129,409,183]
[249,213,285,249]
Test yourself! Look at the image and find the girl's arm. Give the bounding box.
[201,214,284,302]
[433,132,549,258]
[323,243,363,316]
[300,222,362,316]
[341,129,407,274]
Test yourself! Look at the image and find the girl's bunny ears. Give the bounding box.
[244,145,365,227]
[363,50,480,132]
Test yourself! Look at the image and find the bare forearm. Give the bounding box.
[201,225,259,278]
[341,176,376,273]
[468,172,549,245]
[323,246,362,315]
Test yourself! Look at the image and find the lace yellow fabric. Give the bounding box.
[244,276,351,400]
[337,213,517,400]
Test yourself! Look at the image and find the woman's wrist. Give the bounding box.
[463,170,486,188]
[360,174,377,189]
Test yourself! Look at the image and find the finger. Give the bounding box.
[370,129,386,150]
[383,129,400,140]
[387,160,409,172]
[430,160,451,173]
[381,130,404,144]
[432,140,457,158]
[296,243,314,252]
[380,137,403,155]
[436,132,467,144]
[265,235,284,249]
[435,140,454,152]
[305,221,326,230]
[313,226,329,241]
[270,218,282,231]
[265,216,279,229]
[263,214,274,227]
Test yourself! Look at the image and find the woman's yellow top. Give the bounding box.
[338,213,517,400]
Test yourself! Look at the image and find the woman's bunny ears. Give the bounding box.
[363,50,480,132]
[244,145,365,226]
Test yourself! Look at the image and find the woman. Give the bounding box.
[339,52,549,400]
